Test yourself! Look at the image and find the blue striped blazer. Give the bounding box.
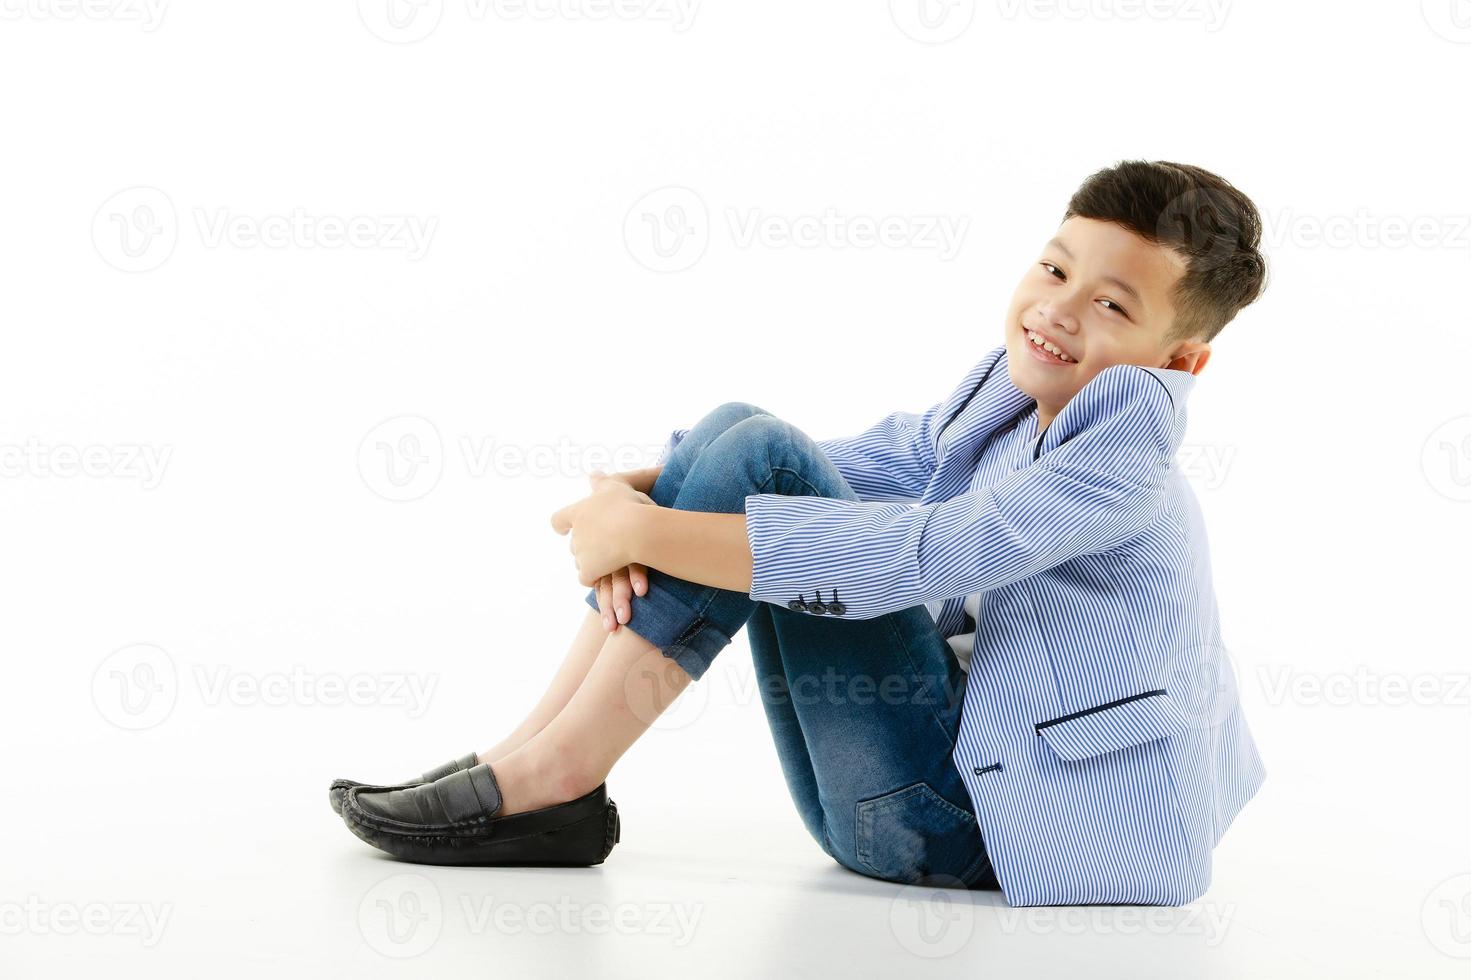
[656,344,1265,906]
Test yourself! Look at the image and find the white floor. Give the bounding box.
[5,650,1465,980]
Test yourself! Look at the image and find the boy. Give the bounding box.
[331,159,1268,907]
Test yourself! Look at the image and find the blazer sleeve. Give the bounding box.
[808,347,1006,503]
[743,364,1178,619]
[811,401,945,503]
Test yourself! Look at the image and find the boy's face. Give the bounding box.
[1004,216,1211,423]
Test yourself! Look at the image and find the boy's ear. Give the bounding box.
[1164,344,1210,375]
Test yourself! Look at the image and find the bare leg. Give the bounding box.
[477,607,613,765]
[487,623,692,815]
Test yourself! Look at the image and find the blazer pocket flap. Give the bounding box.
[1034,689,1188,762]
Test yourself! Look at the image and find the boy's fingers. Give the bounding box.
[611,568,632,625]
[597,576,615,631]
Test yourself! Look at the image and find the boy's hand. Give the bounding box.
[588,470,650,632]
[595,563,647,633]
[550,473,656,590]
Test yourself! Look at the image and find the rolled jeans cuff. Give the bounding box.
[583,574,734,682]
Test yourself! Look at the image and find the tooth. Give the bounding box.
[1026,328,1073,361]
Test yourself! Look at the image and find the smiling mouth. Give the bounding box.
[1021,324,1078,364]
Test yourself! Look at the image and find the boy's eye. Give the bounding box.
[1040,261,1130,319]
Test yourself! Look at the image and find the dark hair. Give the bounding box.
[1062,160,1269,345]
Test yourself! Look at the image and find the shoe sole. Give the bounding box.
[341,789,621,867]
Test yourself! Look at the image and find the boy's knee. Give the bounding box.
[710,400,774,425]
[719,413,801,453]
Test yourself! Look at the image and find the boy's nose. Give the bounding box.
[1034,304,1080,336]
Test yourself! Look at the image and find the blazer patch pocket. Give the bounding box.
[1033,689,1190,762]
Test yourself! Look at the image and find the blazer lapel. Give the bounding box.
[923,346,1035,506]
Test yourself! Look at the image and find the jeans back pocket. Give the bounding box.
[854,781,987,886]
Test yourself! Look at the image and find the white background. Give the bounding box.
[2,1,1468,977]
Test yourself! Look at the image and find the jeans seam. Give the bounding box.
[760,465,825,499]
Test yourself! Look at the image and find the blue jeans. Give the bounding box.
[583,402,999,889]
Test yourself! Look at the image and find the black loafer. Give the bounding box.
[340,763,621,867]
[328,751,480,816]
